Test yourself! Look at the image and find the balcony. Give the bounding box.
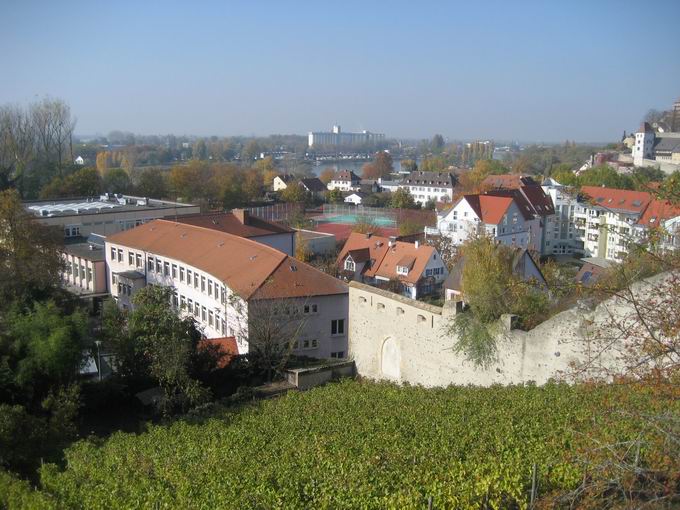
[424,226,441,236]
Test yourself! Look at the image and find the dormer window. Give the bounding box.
[397,265,409,275]
[344,258,356,271]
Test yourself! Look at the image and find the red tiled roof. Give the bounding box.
[336,232,391,278]
[177,211,293,237]
[200,337,239,368]
[462,194,514,225]
[374,242,435,285]
[638,199,680,226]
[481,174,555,216]
[482,174,539,189]
[107,219,346,301]
[580,186,652,214]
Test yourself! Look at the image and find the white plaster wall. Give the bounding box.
[250,233,295,256]
[347,280,637,387]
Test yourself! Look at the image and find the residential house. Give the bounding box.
[635,196,680,252]
[377,177,402,193]
[337,232,448,299]
[482,174,555,255]
[273,174,296,191]
[345,192,368,205]
[176,209,295,256]
[74,156,85,165]
[574,257,612,287]
[444,247,547,301]
[401,171,457,205]
[327,170,361,192]
[298,177,327,199]
[105,219,349,358]
[435,194,542,252]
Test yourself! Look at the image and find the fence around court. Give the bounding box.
[316,204,436,227]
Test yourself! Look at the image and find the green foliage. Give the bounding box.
[39,167,101,199]
[400,159,417,173]
[128,286,212,415]
[398,219,424,236]
[4,301,87,400]
[19,380,678,509]
[351,216,380,234]
[280,181,307,203]
[325,188,344,204]
[0,469,57,509]
[388,187,418,209]
[134,167,168,198]
[101,168,131,194]
[449,312,498,368]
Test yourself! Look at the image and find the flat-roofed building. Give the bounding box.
[308,125,385,148]
[24,193,200,240]
[105,220,349,358]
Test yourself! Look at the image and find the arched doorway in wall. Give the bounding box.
[381,337,401,381]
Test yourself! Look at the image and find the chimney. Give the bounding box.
[234,209,250,225]
[415,241,419,249]
[365,232,372,239]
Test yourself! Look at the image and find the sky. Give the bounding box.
[1,0,679,143]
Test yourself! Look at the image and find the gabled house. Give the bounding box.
[344,191,368,205]
[273,174,296,191]
[327,170,361,192]
[444,247,547,301]
[298,177,327,199]
[337,232,448,299]
[436,194,541,252]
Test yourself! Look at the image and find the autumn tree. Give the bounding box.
[281,181,307,203]
[400,159,417,173]
[134,167,168,198]
[325,188,343,204]
[319,167,335,184]
[0,189,63,306]
[40,167,102,199]
[389,188,418,209]
[95,152,110,175]
[431,134,445,152]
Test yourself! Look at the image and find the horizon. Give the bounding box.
[2,0,679,142]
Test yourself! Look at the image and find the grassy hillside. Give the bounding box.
[3,380,678,509]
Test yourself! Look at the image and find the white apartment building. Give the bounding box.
[541,177,583,256]
[105,220,349,358]
[401,171,456,205]
[436,194,542,252]
[327,170,361,192]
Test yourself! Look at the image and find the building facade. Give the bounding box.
[105,220,349,358]
[327,170,361,192]
[401,171,456,205]
[308,125,385,148]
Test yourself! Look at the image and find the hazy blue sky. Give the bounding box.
[2,0,679,142]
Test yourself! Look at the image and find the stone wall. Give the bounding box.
[347,279,643,387]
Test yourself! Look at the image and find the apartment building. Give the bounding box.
[435,194,542,252]
[540,177,583,256]
[105,220,349,358]
[401,171,457,205]
[576,187,652,261]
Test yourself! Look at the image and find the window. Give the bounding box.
[344,259,356,271]
[164,262,170,276]
[201,276,206,292]
[180,267,185,282]
[303,339,310,349]
[188,298,193,312]
[117,249,123,262]
[311,339,318,348]
[172,264,177,279]
[194,302,200,316]
[128,252,134,265]
[180,295,186,309]
[201,306,207,321]
[208,280,213,297]
[172,291,178,307]
[156,259,162,273]
[87,268,92,282]
[187,269,192,284]
[396,307,404,315]
[194,273,199,289]
[136,254,142,268]
[64,225,80,237]
[303,304,318,314]
[377,302,385,311]
[331,319,345,336]
[148,257,154,271]
[417,314,427,324]
[331,351,344,358]
[110,247,116,260]
[208,310,214,327]
[397,265,409,275]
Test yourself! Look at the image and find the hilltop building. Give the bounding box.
[632,122,680,171]
[308,125,385,148]
[105,220,349,358]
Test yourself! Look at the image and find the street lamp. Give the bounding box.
[94,340,102,382]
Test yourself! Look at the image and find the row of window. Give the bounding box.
[148,256,228,304]
[424,267,444,277]
[173,291,231,335]
[360,297,429,324]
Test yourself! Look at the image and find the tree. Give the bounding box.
[95,152,110,175]
[400,159,417,173]
[134,168,167,198]
[431,134,445,152]
[128,286,213,415]
[241,140,261,162]
[39,167,102,199]
[281,182,307,203]
[102,168,131,194]
[120,149,137,174]
[326,188,343,204]
[0,189,63,306]
[169,160,212,202]
[389,188,418,209]
[352,217,380,234]
[294,232,312,262]
[398,219,424,236]
[319,168,335,185]
[373,151,393,177]
[192,139,208,160]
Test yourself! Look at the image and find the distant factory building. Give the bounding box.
[308,125,385,148]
